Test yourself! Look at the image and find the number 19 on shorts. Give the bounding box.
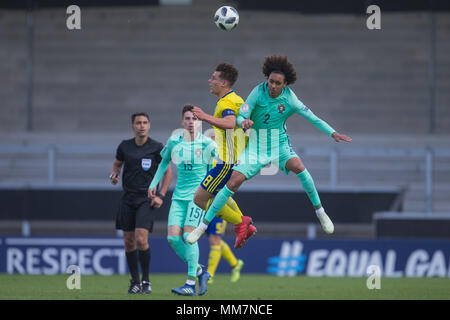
[186,202,205,226]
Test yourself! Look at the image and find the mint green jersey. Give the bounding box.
[237,82,335,142]
[160,132,216,201]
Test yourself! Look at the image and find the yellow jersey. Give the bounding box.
[213,90,247,164]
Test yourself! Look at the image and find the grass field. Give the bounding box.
[0,274,449,300]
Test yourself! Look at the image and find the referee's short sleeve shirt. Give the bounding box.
[116,137,164,194]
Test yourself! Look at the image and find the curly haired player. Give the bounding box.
[187,55,352,247]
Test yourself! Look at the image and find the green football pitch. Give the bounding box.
[0,274,449,300]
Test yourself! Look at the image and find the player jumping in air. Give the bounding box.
[190,62,256,250]
[148,105,214,296]
[187,54,352,246]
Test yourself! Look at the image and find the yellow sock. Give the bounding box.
[205,196,243,225]
[205,198,212,211]
[220,240,237,267]
[207,245,221,278]
[216,198,243,225]
[226,197,243,216]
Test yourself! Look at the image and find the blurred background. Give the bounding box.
[0,0,449,278]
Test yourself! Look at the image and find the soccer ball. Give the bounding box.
[214,6,239,31]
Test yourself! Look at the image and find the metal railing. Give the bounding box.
[1,145,450,214]
[298,146,450,214]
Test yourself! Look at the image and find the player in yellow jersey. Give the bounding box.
[206,217,244,284]
[189,63,256,249]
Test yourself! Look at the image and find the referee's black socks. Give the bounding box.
[125,250,140,283]
[139,248,151,283]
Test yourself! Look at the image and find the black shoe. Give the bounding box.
[127,280,141,294]
[141,281,152,294]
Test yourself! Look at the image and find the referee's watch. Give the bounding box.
[156,192,165,199]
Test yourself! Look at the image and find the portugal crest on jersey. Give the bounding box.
[141,158,152,171]
[278,104,286,114]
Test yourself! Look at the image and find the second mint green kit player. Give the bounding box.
[150,131,216,228]
[149,130,216,295]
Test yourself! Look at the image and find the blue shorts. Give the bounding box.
[206,217,227,236]
[200,163,234,195]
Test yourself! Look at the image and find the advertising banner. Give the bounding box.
[1,237,449,277]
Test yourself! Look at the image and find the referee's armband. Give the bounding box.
[221,109,236,118]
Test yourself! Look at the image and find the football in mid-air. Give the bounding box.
[214,6,239,31]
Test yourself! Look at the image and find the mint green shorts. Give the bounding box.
[233,138,298,179]
[168,199,205,228]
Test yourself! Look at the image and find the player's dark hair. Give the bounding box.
[262,54,297,85]
[182,104,195,117]
[216,62,239,87]
[131,112,149,123]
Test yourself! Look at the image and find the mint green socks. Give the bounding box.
[203,185,235,224]
[183,232,199,280]
[167,234,199,280]
[297,169,322,210]
[167,235,187,263]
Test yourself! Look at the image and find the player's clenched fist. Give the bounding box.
[150,196,163,209]
[241,119,253,130]
[192,106,207,121]
[109,173,120,185]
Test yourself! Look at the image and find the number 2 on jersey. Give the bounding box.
[264,113,270,124]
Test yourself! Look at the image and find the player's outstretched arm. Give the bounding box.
[331,132,352,143]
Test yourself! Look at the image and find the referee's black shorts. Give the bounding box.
[115,192,155,232]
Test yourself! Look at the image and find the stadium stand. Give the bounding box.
[1,0,450,134]
[0,0,449,236]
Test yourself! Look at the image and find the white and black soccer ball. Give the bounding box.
[214,6,239,31]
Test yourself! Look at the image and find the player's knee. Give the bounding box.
[167,235,183,248]
[124,238,136,251]
[135,234,148,250]
[288,158,305,174]
[167,235,178,245]
[227,177,243,192]
[209,235,221,246]
[193,195,202,208]
[293,164,306,174]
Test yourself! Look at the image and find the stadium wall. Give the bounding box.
[2,4,450,135]
[0,189,401,223]
[237,0,450,13]
[374,212,450,239]
[1,236,450,277]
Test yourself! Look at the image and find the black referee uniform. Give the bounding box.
[115,137,164,232]
[114,136,165,292]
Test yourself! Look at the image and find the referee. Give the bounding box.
[110,112,172,294]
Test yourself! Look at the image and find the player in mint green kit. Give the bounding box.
[149,105,216,296]
[188,55,352,247]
